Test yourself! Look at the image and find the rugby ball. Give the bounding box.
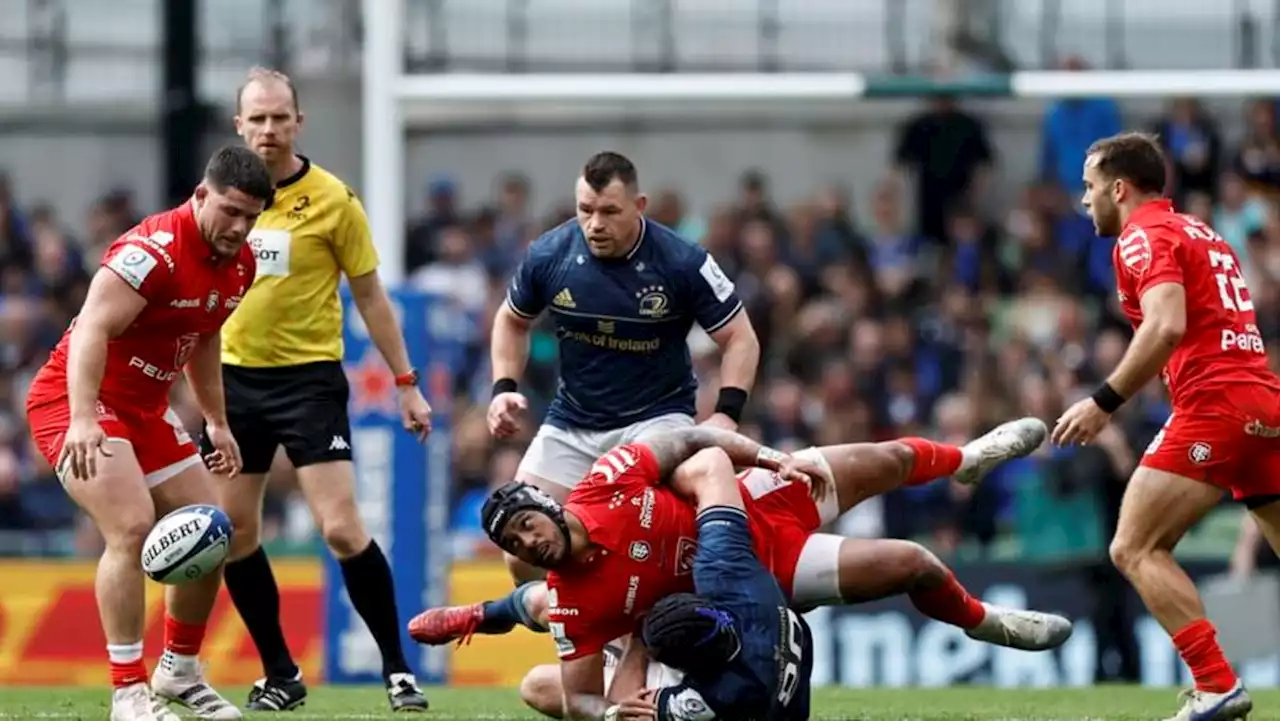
[141,504,233,585]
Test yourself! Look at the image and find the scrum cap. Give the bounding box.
[481,481,572,554]
[642,593,741,675]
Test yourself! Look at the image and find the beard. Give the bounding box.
[1092,202,1122,237]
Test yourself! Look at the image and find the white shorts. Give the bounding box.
[517,413,696,489]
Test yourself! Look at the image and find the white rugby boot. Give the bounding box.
[964,602,1073,651]
[1165,681,1253,721]
[111,682,182,721]
[952,417,1048,486]
[151,652,242,720]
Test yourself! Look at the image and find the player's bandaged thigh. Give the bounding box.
[516,424,610,489]
[789,532,844,611]
[619,413,696,444]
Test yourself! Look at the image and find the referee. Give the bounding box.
[209,68,432,713]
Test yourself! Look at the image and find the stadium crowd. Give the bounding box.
[2,96,1280,566]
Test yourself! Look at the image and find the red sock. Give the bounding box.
[164,615,207,657]
[908,571,987,630]
[107,641,147,688]
[1173,619,1238,693]
[899,438,965,486]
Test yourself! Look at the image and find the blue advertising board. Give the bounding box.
[325,289,468,685]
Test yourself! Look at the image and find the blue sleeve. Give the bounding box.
[692,507,775,605]
[686,248,743,333]
[506,245,548,319]
[654,680,751,721]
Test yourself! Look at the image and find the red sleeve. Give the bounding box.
[100,229,176,302]
[581,443,662,488]
[1117,225,1184,299]
[546,574,621,661]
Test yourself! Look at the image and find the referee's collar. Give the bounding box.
[277,155,312,188]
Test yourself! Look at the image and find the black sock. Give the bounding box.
[340,540,411,678]
[224,546,300,682]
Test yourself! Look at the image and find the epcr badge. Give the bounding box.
[629,540,651,562]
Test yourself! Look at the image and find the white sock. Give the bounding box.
[107,642,143,664]
[159,647,199,675]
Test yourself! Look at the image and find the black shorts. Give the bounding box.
[201,361,353,474]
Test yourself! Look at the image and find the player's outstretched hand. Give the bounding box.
[1051,397,1110,447]
[615,689,657,721]
[777,455,835,502]
[488,391,528,439]
[203,423,243,478]
[399,386,433,441]
[58,416,112,482]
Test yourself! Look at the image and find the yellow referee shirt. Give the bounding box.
[222,157,379,367]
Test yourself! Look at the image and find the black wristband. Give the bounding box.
[492,378,518,396]
[714,387,749,423]
[1091,382,1127,414]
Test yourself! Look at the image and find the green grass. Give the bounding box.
[2,686,1280,720]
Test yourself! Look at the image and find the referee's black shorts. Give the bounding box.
[201,361,353,475]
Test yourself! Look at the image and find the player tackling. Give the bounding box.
[414,421,1071,720]
[25,146,273,721]
[1053,131,1280,721]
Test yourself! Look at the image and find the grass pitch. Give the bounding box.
[2,685,1279,720]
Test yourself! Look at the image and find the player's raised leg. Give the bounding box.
[148,461,242,720]
[295,460,427,711]
[1110,467,1250,721]
[59,440,181,721]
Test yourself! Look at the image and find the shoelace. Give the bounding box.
[452,608,482,648]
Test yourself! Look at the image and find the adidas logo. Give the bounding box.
[329,435,351,451]
[552,288,576,308]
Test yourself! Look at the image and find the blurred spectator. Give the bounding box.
[1039,57,1122,198]
[1215,170,1267,262]
[1153,98,1222,203]
[405,175,462,274]
[1231,99,1280,195]
[893,94,994,245]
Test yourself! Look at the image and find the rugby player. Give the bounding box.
[1053,131,1280,721]
[486,150,760,586]
[210,68,431,712]
[413,421,1072,720]
[628,448,814,721]
[25,146,273,721]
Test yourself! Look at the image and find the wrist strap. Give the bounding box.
[756,446,786,468]
[714,387,749,423]
[492,378,518,396]
[604,705,620,721]
[1091,382,1126,414]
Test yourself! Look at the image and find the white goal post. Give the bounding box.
[362,0,1280,285]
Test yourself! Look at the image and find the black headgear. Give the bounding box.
[480,481,572,561]
[642,593,741,675]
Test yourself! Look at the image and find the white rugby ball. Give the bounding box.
[141,504,233,585]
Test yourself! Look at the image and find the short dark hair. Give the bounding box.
[582,152,638,193]
[204,146,275,205]
[1086,132,1168,195]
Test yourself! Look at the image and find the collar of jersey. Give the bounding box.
[1128,198,1175,226]
[586,217,648,263]
[277,155,312,188]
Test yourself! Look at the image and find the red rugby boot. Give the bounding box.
[407,603,485,647]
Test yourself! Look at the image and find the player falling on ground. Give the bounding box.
[412,422,1072,720]
[1053,131,1280,721]
[24,146,273,721]
[210,68,431,713]
[486,150,760,588]
[623,448,815,721]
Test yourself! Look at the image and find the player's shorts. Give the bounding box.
[1140,387,1280,503]
[518,413,695,489]
[207,361,353,475]
[603,642,685,692]
[740,447,844,611]
[27,398,203,487]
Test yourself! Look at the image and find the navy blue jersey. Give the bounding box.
[506,218,742,431]
[654,507,813,721]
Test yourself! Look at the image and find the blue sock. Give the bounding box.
[479,582,547,634]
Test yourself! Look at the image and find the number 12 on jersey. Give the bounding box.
[1209,249,1253,312]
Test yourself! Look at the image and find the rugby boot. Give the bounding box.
[953,417,1048,486]
[965,602,1073,651]
[245,673,307,712]
[386,672,430,713]
[1165,682,1252,721]
[111,683,182,721]
[151,654,242,719]
[408,602,486,646]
